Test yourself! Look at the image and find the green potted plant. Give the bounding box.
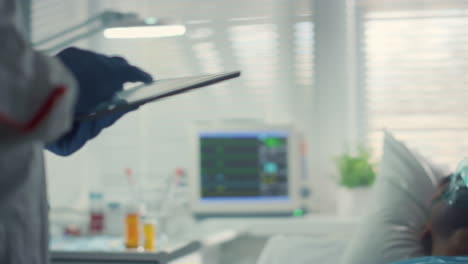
[335,148,376,216]
[337,149,376,188]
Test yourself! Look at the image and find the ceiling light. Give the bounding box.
[103,25,186,39]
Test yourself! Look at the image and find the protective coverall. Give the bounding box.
[0,0,77,263]
[0,0,152,263]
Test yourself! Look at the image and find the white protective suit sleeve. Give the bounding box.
[0,0,77,146]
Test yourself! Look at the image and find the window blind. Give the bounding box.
[363,8,468,168]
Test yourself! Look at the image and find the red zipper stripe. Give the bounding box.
[0,85,67,132]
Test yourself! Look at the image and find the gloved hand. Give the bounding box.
[57,47,153,114]
[46,47,152,156]
[46,109,136,156]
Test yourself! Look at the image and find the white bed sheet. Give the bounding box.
[257,233,351,264]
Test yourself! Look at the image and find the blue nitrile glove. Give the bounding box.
[46,109,134,156]
[56,47,153,114]
[46,47,152,156]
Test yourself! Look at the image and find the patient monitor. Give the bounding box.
[189,122,302,217]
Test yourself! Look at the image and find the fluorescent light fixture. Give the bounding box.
[103,25,186,39]
[34,11,186,53]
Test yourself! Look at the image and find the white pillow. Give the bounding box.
[341,131,447,264]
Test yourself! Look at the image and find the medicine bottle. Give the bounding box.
[105,202,123,236]
[89,192,105,234]
[143,218,156,251]
[125,203,141,249]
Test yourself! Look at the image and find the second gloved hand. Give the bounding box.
[46,110,132,156]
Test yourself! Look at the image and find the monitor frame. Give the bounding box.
[189,122,302,215]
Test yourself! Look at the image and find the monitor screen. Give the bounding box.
[199,131,289,203]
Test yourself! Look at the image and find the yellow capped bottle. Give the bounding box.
[143,219,156,251]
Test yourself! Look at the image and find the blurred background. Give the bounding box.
[39,0,468,213]
[33,0,468,263]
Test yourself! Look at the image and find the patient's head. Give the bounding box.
[423,174,468,256]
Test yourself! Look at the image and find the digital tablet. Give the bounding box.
[76,70,241,120]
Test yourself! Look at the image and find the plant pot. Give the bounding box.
[337,186,372,217]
